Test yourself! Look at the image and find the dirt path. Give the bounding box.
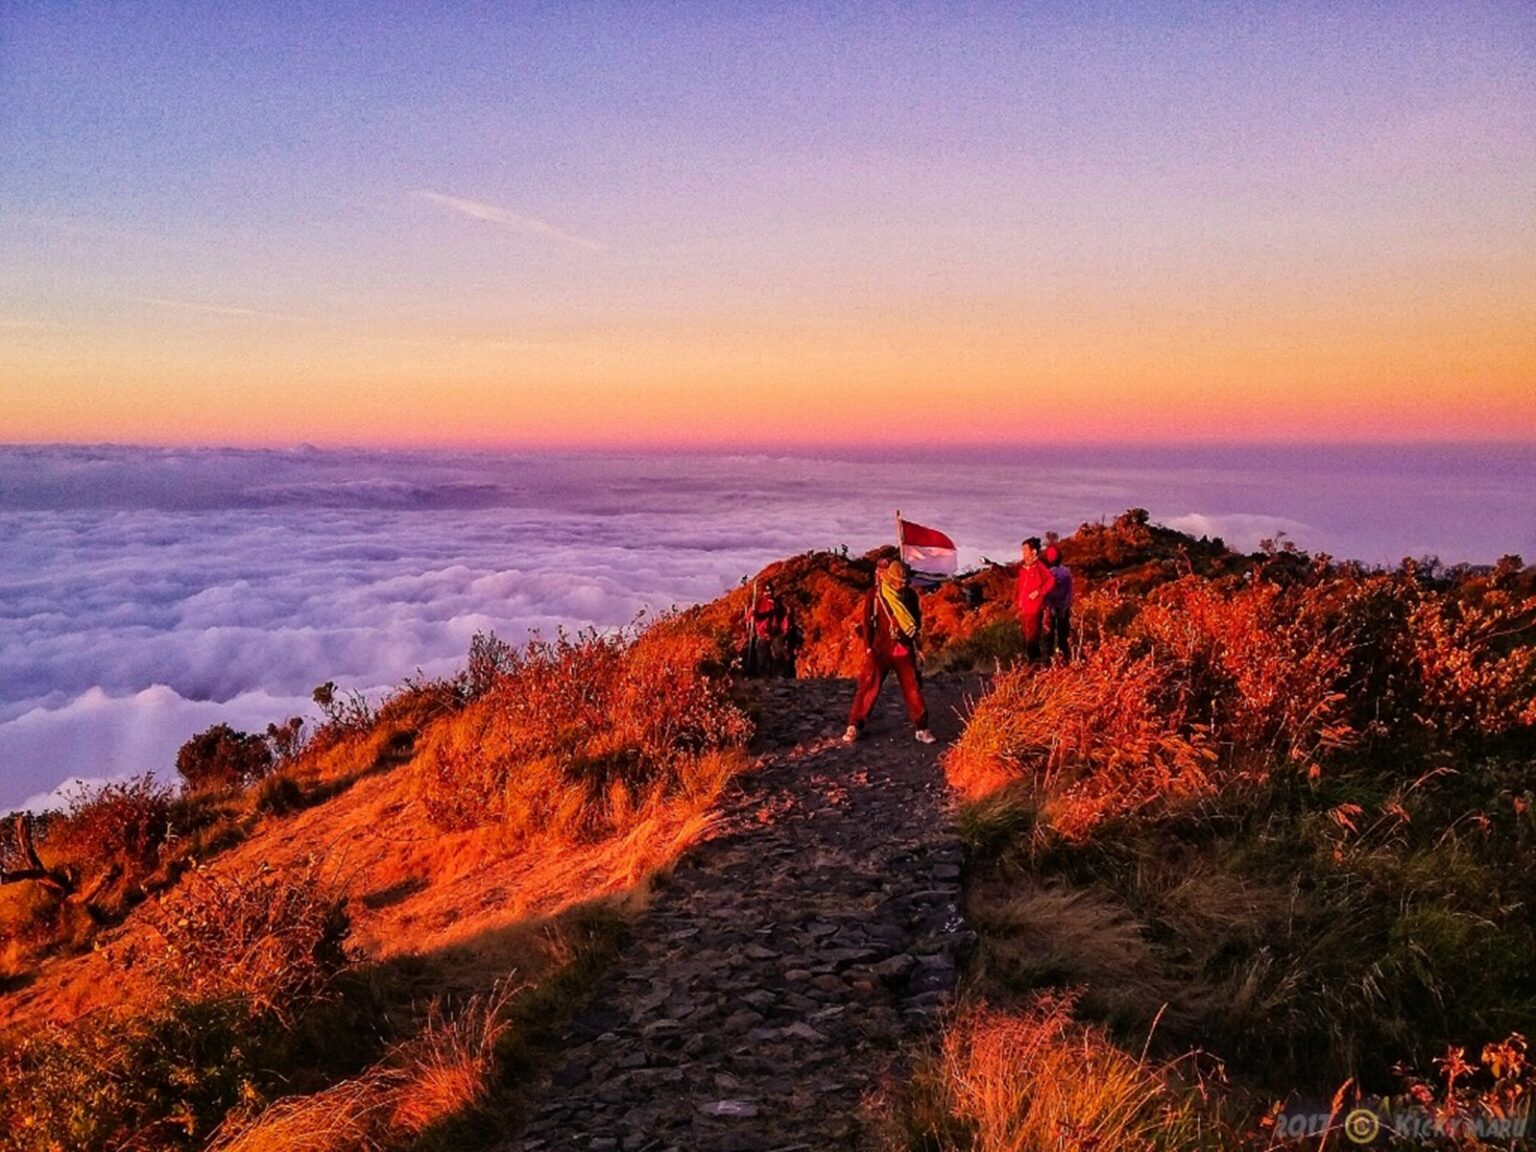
[511,674,981,1151]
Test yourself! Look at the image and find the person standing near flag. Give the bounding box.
[1042,544,1074,660]
[844,558,936,745]
[1016,537,1055,662]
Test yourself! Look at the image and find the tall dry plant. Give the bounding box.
[139,858,351,1024]
[207,983,516,1152]
[413,623,749,840]
[919,992,1228,1151]
[1129,576,1356,772]
[946,637,1219,841]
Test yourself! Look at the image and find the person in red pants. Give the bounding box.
[1016,537,1055,662]
[844,559,936,744]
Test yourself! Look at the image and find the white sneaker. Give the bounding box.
[843,725,859,743]
[915,729,937,744]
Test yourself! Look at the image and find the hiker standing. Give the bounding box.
[1016,537,1055,662]
[1042,543,1074,660]
[845,559,936,744]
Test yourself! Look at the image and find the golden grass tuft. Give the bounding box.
[945,637,1219,841]
[918,992,1227,1151]
[387,984,514,1135]
[208,984,516,1152]
[207,1071,407,1152]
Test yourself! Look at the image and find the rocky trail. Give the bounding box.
[510,674,983,1151]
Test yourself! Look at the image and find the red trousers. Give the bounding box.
[848,650,929,730]
[1020,609,1044,661]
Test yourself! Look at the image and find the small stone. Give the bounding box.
[552,1062,590,1088]
[700,1099,760,1118]
[869,953,917,982]
[781,1021,828,1042]
[722,1009,765,1032]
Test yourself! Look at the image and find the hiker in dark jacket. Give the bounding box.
[844,559,936,744]
[1042,544,1074,660]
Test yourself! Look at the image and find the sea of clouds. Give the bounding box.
[3,442,1533,811]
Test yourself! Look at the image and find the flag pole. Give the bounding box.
[894,509,902,562]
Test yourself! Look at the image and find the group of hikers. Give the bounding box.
[745,536,1076,746]
[746,580,798,676]
[841,537,1074,744]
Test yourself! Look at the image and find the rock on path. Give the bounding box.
[511,675,979,1152]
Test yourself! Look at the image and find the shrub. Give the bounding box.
[48,773,176,879]
[414,623,750,837]
[1129,576,1355,771]
[461,629,516,701]
[305,682,379,756]
[140,859,352,1024]
[1410,590,1536,740]
[0,995,267,1152]
[946,638,1220,841]
[177,724,274,792]
[265,716,307,765]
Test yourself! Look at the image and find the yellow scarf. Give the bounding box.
[878,568,919,639]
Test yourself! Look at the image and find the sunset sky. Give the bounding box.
[2,2,1532,448]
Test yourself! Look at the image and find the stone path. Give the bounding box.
[511,674,980,1152]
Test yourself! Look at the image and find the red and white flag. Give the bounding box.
[898,517,957,580]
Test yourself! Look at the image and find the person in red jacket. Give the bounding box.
[1016,537,1055,662]
[751,581,793,675]
[844,559,936,744]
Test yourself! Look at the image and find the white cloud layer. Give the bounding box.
[2,444,1532,810]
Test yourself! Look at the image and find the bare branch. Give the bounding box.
[0,812,73,896]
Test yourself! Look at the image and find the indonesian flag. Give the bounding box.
[898,517,958,580]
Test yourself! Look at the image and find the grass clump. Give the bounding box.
[895,992,1233,1151]
[412,621,750,841]
[140,858,352,1024]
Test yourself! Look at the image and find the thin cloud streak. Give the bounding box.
[412,189,604,252]
[138,297,314,323]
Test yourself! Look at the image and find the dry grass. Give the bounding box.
[386,984,514,1136]
[965,872,1176,1029]
[412,622,750,843]
[140,858,351,1024]
[208,984,516,1152]
[945,637,1221,841]
[904,992,1230,1151]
